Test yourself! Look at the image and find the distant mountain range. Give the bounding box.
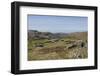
[28,30,87,40]
[28,30,69,40]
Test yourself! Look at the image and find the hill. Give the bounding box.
[28,30,68,40]
[28,30,88,61]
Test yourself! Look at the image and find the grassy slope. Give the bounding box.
[28,32,88,61]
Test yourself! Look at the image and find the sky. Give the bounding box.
[28,15,88,33]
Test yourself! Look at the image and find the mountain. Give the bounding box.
[28,30,68,40]
[28,30,87,41]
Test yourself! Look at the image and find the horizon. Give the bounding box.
[28,15,88,33]
[28,29,87,34]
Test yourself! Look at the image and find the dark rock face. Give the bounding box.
[80,42,85,47]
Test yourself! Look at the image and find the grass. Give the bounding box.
[28,32,88,61]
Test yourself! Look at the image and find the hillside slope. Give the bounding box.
[28,30,88,61]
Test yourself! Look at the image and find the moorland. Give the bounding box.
[28,30,88,61]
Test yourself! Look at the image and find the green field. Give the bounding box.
[28,31,88,61]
